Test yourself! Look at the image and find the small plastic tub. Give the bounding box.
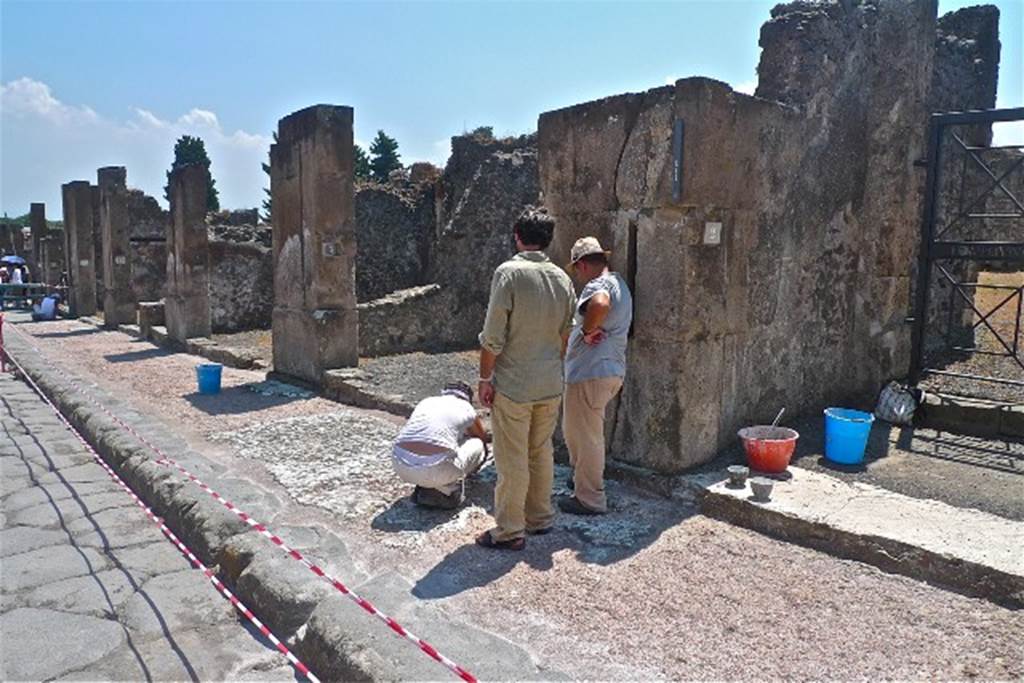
[824,407,874,465]
[196,363,223,395]
[738,426,799,473]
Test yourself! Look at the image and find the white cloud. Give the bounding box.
[665,75,677,86]
[0,77,99,125]
[178,108,219,128]
[1,77,272,214]
[733,79,757,95]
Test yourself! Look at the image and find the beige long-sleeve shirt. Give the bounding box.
[479,251,577,403]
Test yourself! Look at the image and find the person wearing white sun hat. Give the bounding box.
[560,236,633,516]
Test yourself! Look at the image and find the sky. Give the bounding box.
[1,0,1021,217]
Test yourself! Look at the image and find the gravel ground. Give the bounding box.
[716,414,1024,521]
[14,318,1024,680]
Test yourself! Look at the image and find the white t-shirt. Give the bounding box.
[393,395,476,466]
[10,268,23,285]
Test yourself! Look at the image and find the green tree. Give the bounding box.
[261,132,277,222]
[164,135,220,211]
[354,144,372,181]
[369,130,401,183]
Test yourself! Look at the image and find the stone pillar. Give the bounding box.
[270,105,358,383]
[98,167,134,326]
[62,181,98,316]
[29,203,46,281]
[91,184,104,311]
[165,163,212,341]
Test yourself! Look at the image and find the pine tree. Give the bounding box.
[354,144,372,181]
[164,135,220,211]
[369,130,401,183]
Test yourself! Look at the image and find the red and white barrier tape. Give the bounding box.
[6,322,478,683]
[0,341,318,683]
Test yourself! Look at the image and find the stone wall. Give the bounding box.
[127,189,169,303]
[427,135,540,347]
[357,284,448,356]
[538,0,938,473]
[354,131,541,354]
[923,5,1002,351]
[354,183,434,301]
[210,236,273,333]
[130,242,167,302]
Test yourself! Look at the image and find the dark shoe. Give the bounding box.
[412,486,463,510]
[475,530,525,551]
[557,496,603,516]
[526,526,553,535]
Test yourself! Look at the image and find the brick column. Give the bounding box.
[165,163,211,341]
[29,203,46,282]
[98,166,134,326]
[270,105,358,383]
[62,181,98,316]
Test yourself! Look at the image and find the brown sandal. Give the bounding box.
[475,530,525,551]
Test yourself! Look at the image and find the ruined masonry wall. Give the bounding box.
[354,183,434,301]
[538,0,938,473]
[210,238,273,333]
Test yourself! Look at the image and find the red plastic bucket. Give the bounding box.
[738,426,799,473]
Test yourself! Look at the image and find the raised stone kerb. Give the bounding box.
[62,181,98,317]
[165,163,212,342]
[98,166,135,327]
[270,104,358,383]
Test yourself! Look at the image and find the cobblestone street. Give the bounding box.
[4,317,1022,681]
[0,368,296,681]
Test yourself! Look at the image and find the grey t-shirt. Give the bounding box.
[564,272,633,384]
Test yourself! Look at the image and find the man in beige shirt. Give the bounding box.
[476,207,576,550]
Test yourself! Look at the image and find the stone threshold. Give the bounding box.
[918,391,1024,439]
[699,465,1024,609]
[77,316,268,372]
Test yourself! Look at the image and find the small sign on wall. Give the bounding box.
[322,242,340,257]
[703,222,723,245]
[79,259,90,267]
[114,255,127,265]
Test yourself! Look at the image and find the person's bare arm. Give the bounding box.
[581,291,611,345]
[466,416,490,443]
[479,347,498,408]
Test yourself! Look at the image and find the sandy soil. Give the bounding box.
[11,318,1024,680]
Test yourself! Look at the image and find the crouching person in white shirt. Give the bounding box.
[391,381,490,509]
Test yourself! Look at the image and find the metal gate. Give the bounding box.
[910,107,1024,402]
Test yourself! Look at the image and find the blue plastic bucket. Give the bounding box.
[824,407,874,465]
[196,363,223,395]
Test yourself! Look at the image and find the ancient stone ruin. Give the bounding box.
[29,0,1014,476]
[98,166,135,327]
[165,163,212,342]
[269,105,359,383]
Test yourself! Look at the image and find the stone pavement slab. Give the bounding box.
[0,365,293,681]
[0,607,125,681]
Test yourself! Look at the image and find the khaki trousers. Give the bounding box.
[562,376,624,512]
[490,391,561,541]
